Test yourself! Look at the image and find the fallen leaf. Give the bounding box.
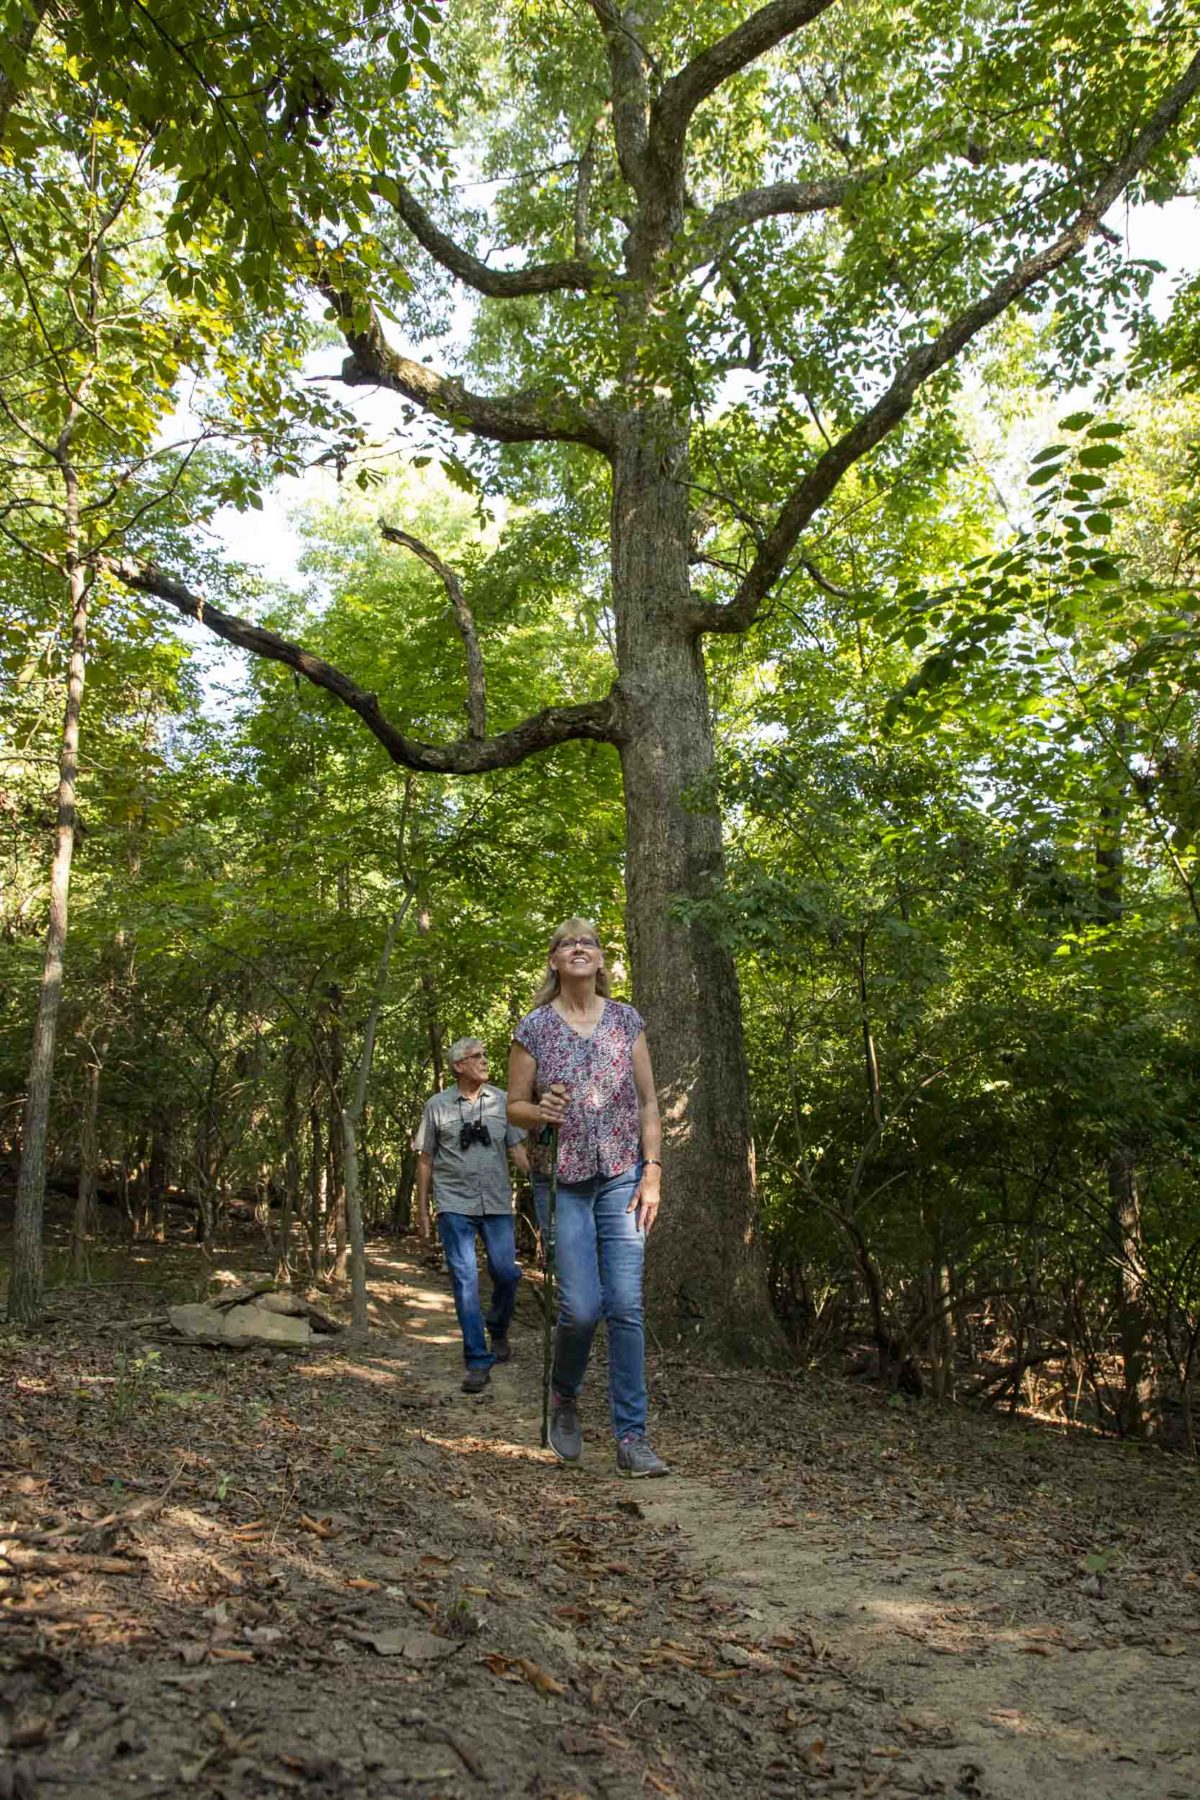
[209,1648,255,1664]
[345,1578,380,1592]
[297,1515,337,1539]
[516,1657,566,1697]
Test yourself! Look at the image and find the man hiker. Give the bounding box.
[414,1037,530,1393]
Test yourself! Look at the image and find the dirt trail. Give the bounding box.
[2,1237,1199,1800]
[394,1248,1200,1800]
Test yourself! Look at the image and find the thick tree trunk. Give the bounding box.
[611,416,773,1352]
[9,562,88,1324]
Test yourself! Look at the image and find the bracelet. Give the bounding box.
[644,1158,662,1167]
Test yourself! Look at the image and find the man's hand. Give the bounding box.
[417,1204,432,1246]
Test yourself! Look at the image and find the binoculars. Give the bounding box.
[459,1118,492,1150]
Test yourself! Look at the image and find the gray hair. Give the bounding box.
[448,1036,485,1070]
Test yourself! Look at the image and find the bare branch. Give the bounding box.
[323,285,614,454]
[587,0,651,193]
[654,0,840,153]
[687,170,867,265]
[797,557,856,600]
[380,525,487,738]
[694,45,1200,635]
[376,176,606,295]
[104,555,625,771]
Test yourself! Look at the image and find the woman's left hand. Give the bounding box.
[628,1168,661,1235]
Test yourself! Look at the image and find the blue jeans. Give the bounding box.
[535,1163,646,1440]
[437,1211,522,1370]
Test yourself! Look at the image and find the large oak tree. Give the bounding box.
[73,0,1200,1336]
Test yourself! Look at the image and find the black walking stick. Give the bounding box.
[539,1119,559,1450]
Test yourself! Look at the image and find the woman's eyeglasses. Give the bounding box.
[556,937,599,952]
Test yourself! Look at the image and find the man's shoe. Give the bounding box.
[489,1334,511,1364]
[548,1396,582,1463]
[462,1366,491,1394]
[616,1434,669,1478]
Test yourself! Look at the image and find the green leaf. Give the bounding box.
[1078,445,1123,468]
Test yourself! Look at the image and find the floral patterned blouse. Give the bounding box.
[514,1000,646,1183]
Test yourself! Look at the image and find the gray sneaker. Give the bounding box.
[548,1396,582,1463]
[616,1434,669,1478]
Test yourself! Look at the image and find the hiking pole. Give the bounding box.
[539,1118,559,1450]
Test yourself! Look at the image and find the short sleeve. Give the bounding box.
[621,1003,645,1041]
[514,1010,542,1058]
[412,1099,437,1154]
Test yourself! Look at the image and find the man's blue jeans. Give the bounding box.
[436,1211,522,1370]
[534,1163,646,1440]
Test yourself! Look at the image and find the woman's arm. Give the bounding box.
[506,1041,569,1130]
[629,1031,662,1233]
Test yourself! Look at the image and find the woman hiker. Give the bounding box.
[507,917,670,1477]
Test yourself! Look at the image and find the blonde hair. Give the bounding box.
[530,916,612,1010]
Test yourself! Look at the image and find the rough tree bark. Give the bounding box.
[609,409,762,1335]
